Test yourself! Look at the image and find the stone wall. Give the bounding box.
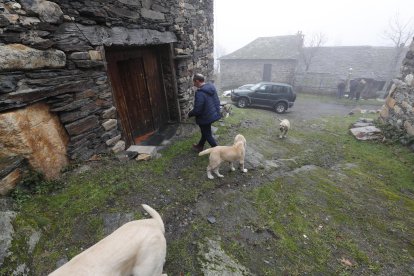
[379,38,414,150]
[0,0,214,177]
[219,59,297,90]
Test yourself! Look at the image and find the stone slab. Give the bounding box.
[350,126,382,141]
[127,145,157,157]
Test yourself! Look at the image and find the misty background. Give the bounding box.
[214,0,414,57]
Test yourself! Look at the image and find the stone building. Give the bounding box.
[218,35,304,89]
[0,0,214,191]
[218,34,407,98]
[295,46,408,97]
[379,38,414,150]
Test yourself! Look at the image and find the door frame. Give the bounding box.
[104,45,173,146]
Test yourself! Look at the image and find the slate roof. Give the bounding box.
[219,35,303,60]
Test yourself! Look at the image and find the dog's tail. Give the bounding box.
[142,204,165,234]
[276,117,282,122]
[198,148,214,156]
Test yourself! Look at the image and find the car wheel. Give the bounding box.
[274,102,287,113]
[237,98,248,108]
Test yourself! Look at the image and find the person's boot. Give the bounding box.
[192,144,203,153]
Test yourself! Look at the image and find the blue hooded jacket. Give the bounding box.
[188,82,221,125]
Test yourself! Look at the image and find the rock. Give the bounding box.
[141,8,165,20]
[404,73,413,86]
[198,238,252,276]
[136,153,151,161]
[0,210,17,266]
[0,44,66,71]
[65,115,99,136]
[102,106,117,119]
[0,169,21,196]
[74,164,92,174]
[127,145,157,158]
[28,231,41,253]
[105,134,121,146]
[0,103,69,179]
[111,140,125,153]
[207,216,216,224]
[115,152,130,162]
[115,150,138,162]
[349,126,382,140]
[19,0,63,23]
[102,119,117,131]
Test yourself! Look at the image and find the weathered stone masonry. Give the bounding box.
[380,38,414,150]
[0,0,214,187]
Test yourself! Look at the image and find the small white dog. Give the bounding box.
[220,103,233,118]
[198,134,247,179]
[49,204,167,276]
[278,118,290,139]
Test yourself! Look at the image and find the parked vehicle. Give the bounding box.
[222,84,254,97]
[230,82,296,113]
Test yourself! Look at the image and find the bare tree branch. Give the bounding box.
[383,12,414,47]
[301,32,327,72]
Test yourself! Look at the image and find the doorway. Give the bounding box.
[105,46,169,146]
[263,63,272,81]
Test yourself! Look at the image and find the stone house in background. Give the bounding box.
[218,34,304,89]
[218,34,407,98]
[0,0,214,191]
[295,46,408,97]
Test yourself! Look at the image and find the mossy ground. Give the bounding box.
[2,95,413,275]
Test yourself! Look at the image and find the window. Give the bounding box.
[272,86,288,94]
[259,84,272,92]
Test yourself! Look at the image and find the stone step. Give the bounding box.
[126,145,157,157]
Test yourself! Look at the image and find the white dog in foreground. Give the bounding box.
[49,204,167,276]
[199,134,247,179]
[278,118,291,139]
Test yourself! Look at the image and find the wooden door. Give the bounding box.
[105,47,168,146]
[117,58,153,138]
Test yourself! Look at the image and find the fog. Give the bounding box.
[214,0,414,55]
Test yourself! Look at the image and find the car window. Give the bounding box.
[258,85,272,92]
[272,86,289,94]
[239,84,252,90]
[250,83,261,90]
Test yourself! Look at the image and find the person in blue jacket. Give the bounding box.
[188,73,221,152]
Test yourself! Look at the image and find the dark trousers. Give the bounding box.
[337,89,345,98]
[355,91,361,100]
[197,123,217,147]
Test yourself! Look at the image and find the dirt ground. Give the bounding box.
[157,96,396,275]
[5,95,414,276]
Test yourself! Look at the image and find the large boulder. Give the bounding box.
[0,103,69,179]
